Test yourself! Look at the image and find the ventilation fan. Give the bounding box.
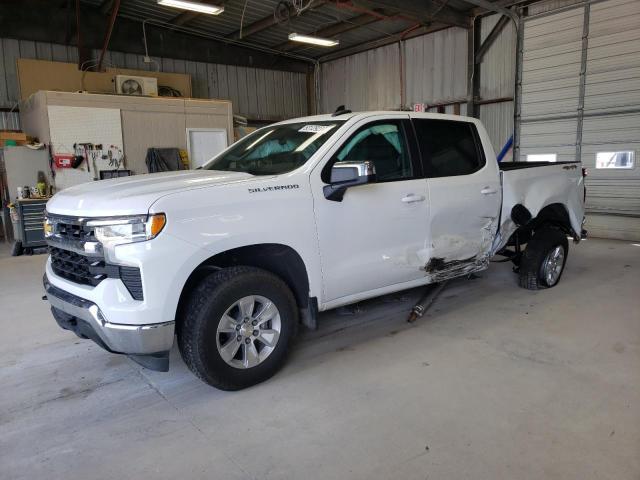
[115,75,158,96]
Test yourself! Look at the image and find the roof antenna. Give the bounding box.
[332,105,352,117]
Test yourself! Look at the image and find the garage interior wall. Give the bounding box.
[403,28,468,111]
[320,28,469,116]
[478,14,516,154]
[319,43,401,113]
[319,24,515,154]
[0,38,308,129]
[517,0,640,240]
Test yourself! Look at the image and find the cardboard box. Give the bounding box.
[17,59,192,101]
[0,131,28,146]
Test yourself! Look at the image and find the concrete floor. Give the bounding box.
[1,238,638,480]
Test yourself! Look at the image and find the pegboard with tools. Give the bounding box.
[73,143,125,173]
[47,105,126,189]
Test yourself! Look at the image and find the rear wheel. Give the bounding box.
[178,266,297,390]
[518,226,568,290]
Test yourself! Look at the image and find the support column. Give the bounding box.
[513,9,525,162]
[576,3,591,162]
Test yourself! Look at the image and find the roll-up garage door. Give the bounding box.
[519,6,584,163]
[581,0,640,239]
[518,0,640,240]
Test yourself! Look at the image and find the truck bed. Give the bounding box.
[499,161,581,171]
[492,161,585,253]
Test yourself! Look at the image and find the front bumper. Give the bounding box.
[44,275,174,371]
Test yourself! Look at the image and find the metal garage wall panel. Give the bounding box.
[520,7,584,124]
[0,111,20,130]
[479,101,513,154]
[0,38,75,107]
[477,14,515,154]
[527,0,584,16]
[404,27,468,106]
[581,0,640,219]
[320,43,400,112]
[518,4,584,161]
[0,38,307,122]
[479,15,516,99]
[1,39,25,107]
[584,1,640,115]
[520,119,577,148]
[319,28,468,113]
[520,118,578,163]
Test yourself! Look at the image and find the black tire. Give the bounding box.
[518,226,568,290]
[178,266,298,390]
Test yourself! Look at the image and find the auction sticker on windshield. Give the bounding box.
[298,125,334,133]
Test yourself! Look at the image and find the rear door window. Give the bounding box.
[413,119,485,178]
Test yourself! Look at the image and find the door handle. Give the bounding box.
[401,194,425,203]
[481,187,497,195]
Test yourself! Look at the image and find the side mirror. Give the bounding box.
[323,161,377,202]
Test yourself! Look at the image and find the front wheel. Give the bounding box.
[178,266,298,390]
[518,226,568,290]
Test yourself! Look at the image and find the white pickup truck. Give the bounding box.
[43,111,585,390]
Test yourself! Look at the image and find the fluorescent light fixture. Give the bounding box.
[157,0,224,15]
[288,33,339,47]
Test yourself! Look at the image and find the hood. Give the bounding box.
[46,170,255,217]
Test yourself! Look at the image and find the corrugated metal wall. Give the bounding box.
[404,27,468,107]
[527,0,584,16]
[478,14,516,154]
[319,24,516,154]
[0,37,308,127]
[518,6,585,163]
[581,0,640,233]
[319,27,469,114]
[319,43,401,113]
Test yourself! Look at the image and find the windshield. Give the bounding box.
[204,121,342,175]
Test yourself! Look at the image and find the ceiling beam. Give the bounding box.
[227,0,328,40]
[97,0,121,71]
[469,0,532,16]
[4,0,312,72]
[458,0,519,24]
[168,10,201,26]
[355,0,471,28]
[276,13,383,52]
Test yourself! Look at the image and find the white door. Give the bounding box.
[311,116,430,302]
[412,118,502,275]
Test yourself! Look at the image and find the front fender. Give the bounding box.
[148,177,323,302]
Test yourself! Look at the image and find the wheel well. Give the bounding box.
[530,203,574,236]
[507,203,575,247]
[175,244,310,328]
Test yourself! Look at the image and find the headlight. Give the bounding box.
[87,213,166,247]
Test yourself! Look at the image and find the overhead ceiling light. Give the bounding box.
[288,33,339,47]
[157,0,224,15]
